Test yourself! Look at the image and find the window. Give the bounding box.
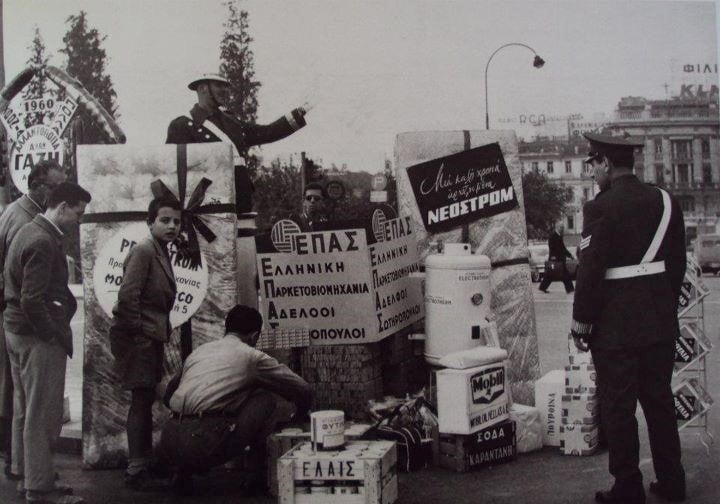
[679,196,695,213]
[654,138,663,154]
[672,140,691,160]
[565,160,572,174]
[655,164,665,184]
[677,164,689,183]
[532,161,539,173]
[566,214,574,230]
[583,188,590,200]
[547,161,554,174]
[701,138,710,158]
[703,165,713,184]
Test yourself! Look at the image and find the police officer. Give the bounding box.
[166,73,309,213]
[571,133,686,503]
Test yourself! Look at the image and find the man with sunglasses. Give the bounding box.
[288,183,328,232]
[0,160,66,480]
[571,133,686,503]
[166,73,309,214]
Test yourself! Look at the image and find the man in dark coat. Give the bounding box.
[4,182,90,504]
[166,73,309,214]
[571,133,686,504]
[0,160,66,479]
[538,224,575,293]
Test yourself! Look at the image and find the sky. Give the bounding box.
[3,0,719,173]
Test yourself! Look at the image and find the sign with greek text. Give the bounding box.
[92,222,208,328]
[257,220,422,345]
[406,143,518,233]
[370,216,424,338]
[257,228,377,344]
[9,124,65,194]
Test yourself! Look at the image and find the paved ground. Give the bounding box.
[2,277,718,503]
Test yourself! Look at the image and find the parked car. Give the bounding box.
[694,234,720,275]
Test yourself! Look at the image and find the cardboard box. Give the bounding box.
[564,365,597,394]
[674,322,713,375]
[277,441,397,504]
[561,393,599,425]
[559,424,599,456]
[433,419,517,472]
[437,361,509,434]
[534,370,565,446]
[673,379,714,431]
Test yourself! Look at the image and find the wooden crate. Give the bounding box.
[278,441,398,504]
[268,425,373,497]
[432,419,516,472]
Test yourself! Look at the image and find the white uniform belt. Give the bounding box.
[604,260,665,280]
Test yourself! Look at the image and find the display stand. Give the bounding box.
[673,257,714,454]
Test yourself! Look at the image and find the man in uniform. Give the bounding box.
[166,73,309,214]
[288,182,329,232]
[0,160,67,480]
[571,133,686,503]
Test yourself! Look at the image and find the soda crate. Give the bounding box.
[277,440,397,504]
[432,419,516,472]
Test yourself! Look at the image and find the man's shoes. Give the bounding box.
[649,481,685,502]
[124,469,169,492]
[595,488,646,504]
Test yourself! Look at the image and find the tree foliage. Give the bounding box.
[521,171,570,240]
[60,11,119,143]
[253,157,303,231]
[22,27,54,128]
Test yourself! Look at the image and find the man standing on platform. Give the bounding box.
[4,182,90,504]
[571,133,686,504]
[0,161,67,480]
[166,73,309,214]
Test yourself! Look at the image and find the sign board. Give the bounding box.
[9,125,65,194]
[673,378,713,430]
[674,321,713,375]
[406,143,518,233]
[371,173,387,191]
[257,217,423,345]
[670,59,719,99]
[370,190,387,203]
[325,180,346,201]
[92,222,209,328]
[677,272,710,317]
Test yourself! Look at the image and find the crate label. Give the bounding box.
[469,401,509,428]
[470,366,505,404]
[295,459,364,480]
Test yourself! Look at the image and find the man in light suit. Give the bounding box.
[0,161,67,480]
[4,182,91,504]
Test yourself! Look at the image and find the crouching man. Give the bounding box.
[159,305,311,495]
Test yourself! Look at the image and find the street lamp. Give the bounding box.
[484,43,545,130]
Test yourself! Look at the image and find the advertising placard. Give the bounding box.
[406,142,518,233]
[9,124,65,194]
[257,216,423,345]
[674,321,713,375]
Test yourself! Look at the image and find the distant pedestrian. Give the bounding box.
[0,160,66,480]
[109,197,181,491]
[571,133,686,504]
[538,223,575,293]
[4,182,90,504]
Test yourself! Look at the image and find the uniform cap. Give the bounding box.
[188,73,230,91]
[583,133,644,163]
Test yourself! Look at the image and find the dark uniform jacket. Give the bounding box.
[3,215,77,357]
[166,104,306,151]
[166,104,306,213]
[572,175,686,349]
[111,237,177,343]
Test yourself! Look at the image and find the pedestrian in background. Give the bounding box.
[109,197,181,491]
[538,223,575,293]
[4,182,90,504]
[571,133,686,504]
[0,161,66,480]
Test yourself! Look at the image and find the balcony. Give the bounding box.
[662,181,720,192]
[614,108,719,123]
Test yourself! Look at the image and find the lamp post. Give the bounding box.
[484,43,545,130]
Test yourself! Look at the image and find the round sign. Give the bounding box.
[271,219,302,253]
[371,174,387,191]
[10,124,65,194]
[93,222,209,328]
[325,180,346,201]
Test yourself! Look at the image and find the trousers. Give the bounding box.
[592,339,683,488]
[5,326,67,492]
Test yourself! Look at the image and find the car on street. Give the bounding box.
[694,234,720,275]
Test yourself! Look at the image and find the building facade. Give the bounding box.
[519,137,596,247]
[608,93,720,244]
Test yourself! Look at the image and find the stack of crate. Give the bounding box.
[559,334,600,455]
[301,345,383,420]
